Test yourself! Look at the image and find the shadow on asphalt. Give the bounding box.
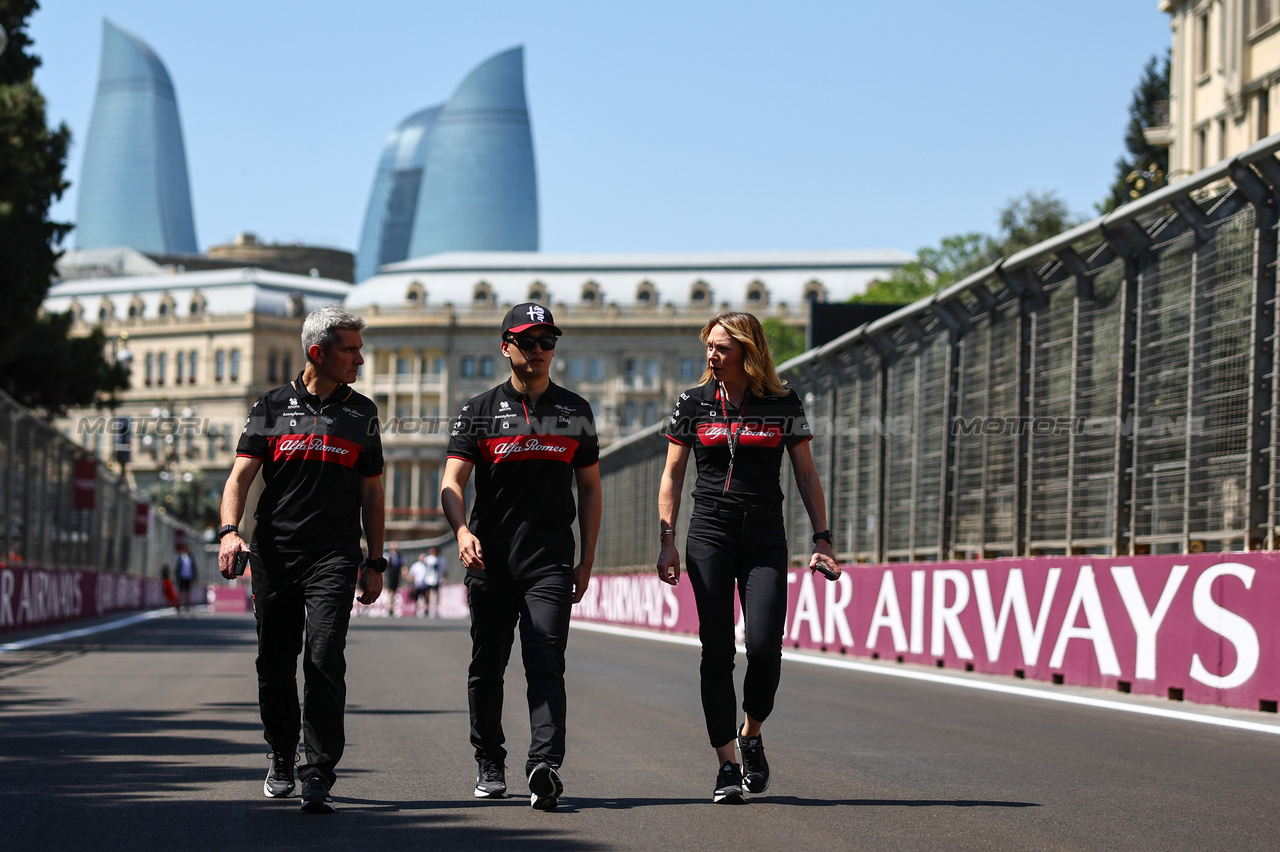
[761,796,1041,808]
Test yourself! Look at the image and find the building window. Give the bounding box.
[175,351,184,384]
[569,358,585,381]
[1258,0,1272,30]
[128,297,144,319]
[1196,125,1208,171]
[419,465,441,510]
[281,353,291,380]
[215,350,225,382]
[643,402,658,427]
[268,351,278,383]
[679,357,700,381]
[230,349,241,382]
[479,356,495,378]
[158,300,170,318]
[392,462,413,509]
[581,280,601,306]
[528,281,547,303]
[99,300,114,320]
[145,352,154,386]
[473,281,494,307]
[1259,89,1271,142]
[406,280,424,305]
[588,357,605,381]
[1219,118,1227,161]
[460,356,476,378]
[396,355,410,375]
[803,279,826,303]
[433,356,445,374]
[1197,12,1210,77]
[621,401,637,428]
[157,352,166,385]
[189,294,204,316]
[690,280,711,306]
[746,280,767,306]
[636,280,657,305]
[188,351,198,383]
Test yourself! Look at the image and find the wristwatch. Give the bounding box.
[812,530,833,545]
[364,557,388,573]
[217,524,239,540]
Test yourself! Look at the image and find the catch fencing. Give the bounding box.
[597,135,1280,571]
[0,389,193,577]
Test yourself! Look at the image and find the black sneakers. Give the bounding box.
[527,761,563,811]
[300,776,336,814]
[737,730,770,794]
[474,758,507,799]
[713,760,745,804]
[263,750,297,798]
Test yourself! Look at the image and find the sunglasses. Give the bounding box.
[505,334,558,351]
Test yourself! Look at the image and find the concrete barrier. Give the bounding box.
[571,552,1280,712]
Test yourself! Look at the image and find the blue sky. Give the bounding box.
[29,1,1172,258]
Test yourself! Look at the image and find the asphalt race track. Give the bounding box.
[2,611,1278,850]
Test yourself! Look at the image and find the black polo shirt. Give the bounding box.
[447,379,599,580]
[236,373,383,551]
[666,382,811,508]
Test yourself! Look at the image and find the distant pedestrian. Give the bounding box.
[442,303,601,811]
[386,542,405,617]
[160,565,180,608]
[175,544,197,612]
[423,546,442,617]
[409,552,430,617]
[218,306,386,815]
[657,311,840,803]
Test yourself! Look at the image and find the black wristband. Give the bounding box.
[217,524,239,540]
[364,557,388,574]
[812,530,832,545]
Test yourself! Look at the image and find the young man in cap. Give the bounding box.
[441,302,602,811]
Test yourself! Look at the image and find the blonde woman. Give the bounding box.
[657,311,839,804]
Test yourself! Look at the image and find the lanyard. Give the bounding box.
[717,382,749,493]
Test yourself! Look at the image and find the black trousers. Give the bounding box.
[465,569,574,775]
[251,547,360,788]
[685,505,788,749]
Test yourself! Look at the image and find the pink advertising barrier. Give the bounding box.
[0,564,170,634]
[571,552,1280,712]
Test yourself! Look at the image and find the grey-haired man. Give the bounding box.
[218,306,385,814]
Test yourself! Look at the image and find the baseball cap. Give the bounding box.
[502,302,562,336]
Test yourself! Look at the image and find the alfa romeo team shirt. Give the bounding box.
[447,379,599,580]
[236,374,384,551]
[666,383,811,508]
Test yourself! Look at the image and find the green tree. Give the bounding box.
[760,317,806,364]
[1101,53,1171,213]
[0,1,127,415]
[149,469,221,530]
[853,192,1079,306]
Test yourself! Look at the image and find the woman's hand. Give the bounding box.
[657,540,681,585]
[809,540,840,579]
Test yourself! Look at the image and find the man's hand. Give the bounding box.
[657,540,681,586]
[572,562,592,604]
[357,564,384,605]
[456,528,485,571]
[218,534,249,580]
[809,540,840,580]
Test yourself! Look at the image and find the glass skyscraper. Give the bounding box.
[76,20,198,254]
[356,46,538,280]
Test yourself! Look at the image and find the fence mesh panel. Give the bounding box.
[590,168,1280,571]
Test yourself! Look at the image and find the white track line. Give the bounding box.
[572,620,1280,736]
[0,608,175,653]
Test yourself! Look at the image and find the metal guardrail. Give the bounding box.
[0,389,195,576]
[596,133,1280,570]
